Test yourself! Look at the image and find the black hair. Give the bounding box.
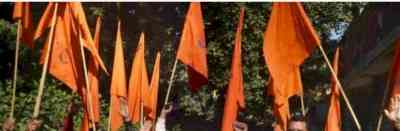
[289,112,307,122]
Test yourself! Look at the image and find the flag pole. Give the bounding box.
[317,45,362,131]
[32,3,59,118]
[300,93,306,116]
[107,98,113,131]
[78,31,97,131]
[375,56,395,131]
[10,20,22,119]
[163,59,178,106]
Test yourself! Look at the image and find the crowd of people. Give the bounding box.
[2,95,400,130]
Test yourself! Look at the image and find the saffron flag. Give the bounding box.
[109,20,128,131]
[128,33,149,123]
[13,2,34,48]
[263,3,320,131]
[324,48,341,131]
[34,2,108,92]
[176,2,208,92]
[221,8,245,131]
[81,16,102,131]
[144,52,161,121]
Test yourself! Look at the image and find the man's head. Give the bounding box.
[288,115,307,131]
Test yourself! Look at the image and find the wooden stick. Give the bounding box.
[107,97,113,131]
[375,59,395,131]
[78,31,97,131]
[300,93,306,116]
[163,59,178,106]
[33,4,59,118]
[10,20,22,119]
[317,45,362,131]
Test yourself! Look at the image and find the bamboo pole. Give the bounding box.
[300,93,306,116]
[32,3,59,118]
[317,45,362,131]
[107,97,113,131]
[375,59,395,131]
[163,59,178,106]
[78,31,97,131]
[10,20,22,119]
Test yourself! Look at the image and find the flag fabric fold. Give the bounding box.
[176,2,208,92]
[128,33,149,123]
[13,2,34,48]
[221,8,245,131]
[324,48,342,131]
[263,3,320,131]
[109,20,128,131]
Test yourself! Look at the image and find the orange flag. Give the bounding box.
[324,48,341,131]
[13,2,34,48]
[34,2,108,92]
[176,2,208,92]
[263,3,320,131]
[144,52,161,121]
[128,33,149,123]
[221,8,245,131]
[109,20,128,131]
[81,16,102,131]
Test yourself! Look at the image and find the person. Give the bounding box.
[2,117,15,131]
[155,104,173,131]
[26,119,42,131]
[140,120,153,131]
[60,101,78,131]
[119,97,135,131]
[384,95,400,130]
[287,115,308,131]
[233,121,248,131]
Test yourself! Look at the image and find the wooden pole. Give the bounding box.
[375,60,395,131]
[78,31,97,131]
[10,20,22,119]
[300,93,306,116]
[32,4,59,118]
[107,98,113,131]
[317,45,362,131]
[163,59,178,106]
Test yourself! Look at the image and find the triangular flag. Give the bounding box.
[324,48,342,131]
[221,8,245,131]
[176,2,208,92]
[128,33,149,123]
[144,52,161,121]
[81,16,102,131]
[263,3,320,131]
[109,20,128,131]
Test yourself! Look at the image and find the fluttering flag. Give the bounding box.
[34,2,108,92]
[13,2,34,48]
[176,2,208,92]
[263,3,320,131]
[221,8,245,131]
[324,48,341,131]
[128,33,149,123]
[144,52,161,121]
[81,16,102,131]
[109,20,128,131]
